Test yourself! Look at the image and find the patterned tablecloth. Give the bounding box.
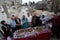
[14,27,51,40]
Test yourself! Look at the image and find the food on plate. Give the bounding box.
[28,28,33,32]
[18,29,25,33]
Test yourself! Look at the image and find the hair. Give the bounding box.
[1,20,5,24]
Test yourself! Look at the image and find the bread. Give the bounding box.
[28,28,33,32]
[18,29,25,33]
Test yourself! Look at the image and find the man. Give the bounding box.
[10,15,16,33]
[32,13,39,27]
[15,16,21,30]
[1,20,12,38]
[40,15,50,25]
[40,15,46,25]
[49,13,60,39]
[27,13,32,27]
[22,15,28,28]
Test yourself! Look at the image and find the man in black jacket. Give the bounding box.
[32,13,42,27]
[1,20,12,38]
[15,16,21,30]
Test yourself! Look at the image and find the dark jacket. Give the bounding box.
[15,18,21,29]
[32,16,41,26]
[48,17,60,32]
[15,18,21,24]
[1,24,12,36]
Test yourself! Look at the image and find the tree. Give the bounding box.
[2,4,10,18]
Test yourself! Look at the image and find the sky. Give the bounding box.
[22,0,42,4]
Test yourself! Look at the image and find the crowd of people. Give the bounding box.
[0,11,60,40]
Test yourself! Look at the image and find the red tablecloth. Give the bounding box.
[15,30,51,40]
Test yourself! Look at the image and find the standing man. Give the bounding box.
[27,13,32,27]
[49,13,60,39]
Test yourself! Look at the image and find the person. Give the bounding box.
[32,13,39,27]
[38,16,42,26]
[48,13,60,39]
[10,15,16,33]
[27,13,32,27]
[15,16,21,30]
[41,9,45,15]
[40,15,46,25]
[1,20,12,39]
[22,15,28,28]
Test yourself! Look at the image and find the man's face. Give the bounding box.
[11,16,15,19]
[11,17,15,20]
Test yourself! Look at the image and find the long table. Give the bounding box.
[14,30,51,40]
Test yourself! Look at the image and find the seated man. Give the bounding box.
[1,20,12,38]
[22,15,28,28]
[27,13,32,27]
[15,16,22,30]
[32,13,40,27]
[10,15,16,33]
